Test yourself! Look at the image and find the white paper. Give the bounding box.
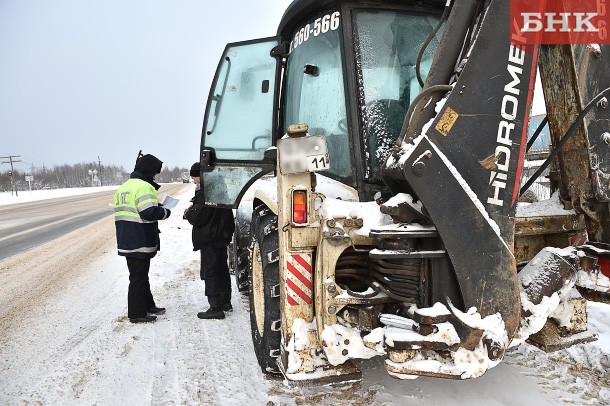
[159,195,180,209]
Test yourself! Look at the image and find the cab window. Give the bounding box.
[354,11,442,182]
[284,11,352,180]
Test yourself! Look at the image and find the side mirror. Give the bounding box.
[264,147,278,165]
[271,42,290,58]
[201,147,217,172]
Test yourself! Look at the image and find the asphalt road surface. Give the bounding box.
[0,183,189,261]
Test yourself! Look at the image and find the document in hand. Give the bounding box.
[159,195,180,209]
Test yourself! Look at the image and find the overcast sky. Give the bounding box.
[0,0,292,172]
[0,0,545,173]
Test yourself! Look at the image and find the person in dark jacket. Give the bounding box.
[114,152,171,323]
[184,162,235,320]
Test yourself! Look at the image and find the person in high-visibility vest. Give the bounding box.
[114,153,171,323]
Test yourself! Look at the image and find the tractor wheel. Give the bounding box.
[249,206,281,374]
[231,224,250,293]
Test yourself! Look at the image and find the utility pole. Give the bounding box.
[1,155,21,196]
[97,156,102,186]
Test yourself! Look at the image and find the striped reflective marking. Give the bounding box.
[137,201,156,211]
[114,205,138,214]
[285,253,312,306]
[115,215,143,223]
[114,215,156,224]
[118,246,157,254]
[135,194,157,205]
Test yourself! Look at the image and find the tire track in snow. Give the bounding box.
[505,344,610,404]
[148,259,199,404]
[165,258,272,405]
[0,216,120,402]
[150,314,181,404]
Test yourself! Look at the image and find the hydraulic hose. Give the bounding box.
[519,87,610,196]
[397,84,454,146]
[526,115,549,152]
[416,1,453,88]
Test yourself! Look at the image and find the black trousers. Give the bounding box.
[200,245,231,309]
[126,257,156,318]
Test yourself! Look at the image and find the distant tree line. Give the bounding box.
[0,162,188,192]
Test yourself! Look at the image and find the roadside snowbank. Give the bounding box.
[0,185,119,205]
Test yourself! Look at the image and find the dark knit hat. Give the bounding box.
[190,162,201,177]
[135,154,163,177]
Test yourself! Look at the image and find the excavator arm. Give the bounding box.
[383,0,535,343]
[382,0,609,356]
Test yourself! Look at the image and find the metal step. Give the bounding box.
[370,248,446,259]
[370,226,439,240]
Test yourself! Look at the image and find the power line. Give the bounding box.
[1,155,22,196]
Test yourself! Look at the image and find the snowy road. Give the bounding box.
[0,190,115,260]
[0,185,608,405]
[0,183,187,261]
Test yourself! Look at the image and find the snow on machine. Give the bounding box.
[197,0,610,384]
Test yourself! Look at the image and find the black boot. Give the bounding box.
[129,315,157,323]
[197,308,225,319]
[221,291,232,312]
[148,306,166,315]
[198,295,225,319]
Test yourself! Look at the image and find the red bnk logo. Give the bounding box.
[511,0,609,44]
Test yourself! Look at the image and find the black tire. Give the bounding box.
[232,227,251,293]
[232,204,253,293]
[228,234,236,275]
[249,206,281,374]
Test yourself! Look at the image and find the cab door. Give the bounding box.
[200,37,282,207]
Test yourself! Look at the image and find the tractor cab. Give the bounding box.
[199,0,445,207]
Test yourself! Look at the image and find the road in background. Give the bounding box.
[0,183,189,261]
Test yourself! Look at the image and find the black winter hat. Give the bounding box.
[190,162,201,177]
[135,154,163,177]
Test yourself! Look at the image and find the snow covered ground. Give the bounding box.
[0,186,608,405]
[0,185,119,205]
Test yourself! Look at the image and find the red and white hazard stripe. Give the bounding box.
[285,252,313,306]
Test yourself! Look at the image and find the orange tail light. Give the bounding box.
[292,190,307,224]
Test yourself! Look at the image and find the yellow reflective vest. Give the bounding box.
[114,175,170,258]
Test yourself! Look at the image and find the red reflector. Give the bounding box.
[293,190,307,224]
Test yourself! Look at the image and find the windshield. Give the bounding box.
[354,11,442,182]
[284,11,352,180]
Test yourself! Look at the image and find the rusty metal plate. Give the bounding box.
[527,320,598,352]
[278,359,362,387]
[385,359,464,380]
[514,214,586,236]
[573,44,610,201]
